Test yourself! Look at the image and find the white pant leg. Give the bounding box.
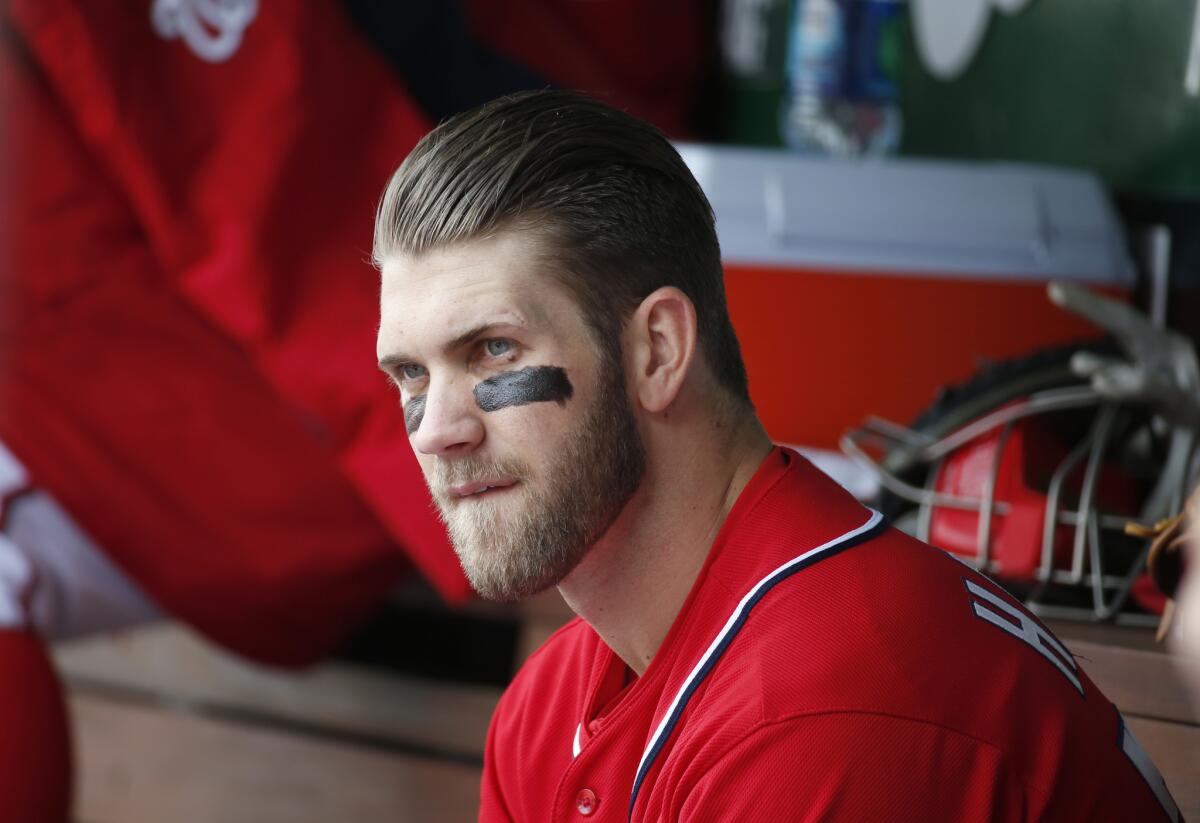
[0,440,162,640]
[0,532,34,629]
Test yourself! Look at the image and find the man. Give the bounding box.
[374,91,1180,821]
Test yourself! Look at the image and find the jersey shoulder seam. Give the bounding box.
[690,707,1014,784]
[675,709,1025,818]
[501,614,588,702]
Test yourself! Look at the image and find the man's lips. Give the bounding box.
[446,478,519,498]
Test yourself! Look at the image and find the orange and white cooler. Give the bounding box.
[680,145,1134,492]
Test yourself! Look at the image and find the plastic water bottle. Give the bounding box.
[844,0,903,155]
[781,0,849,154]
[781,0,903,156]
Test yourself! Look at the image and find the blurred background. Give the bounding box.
[1,0,1198,820]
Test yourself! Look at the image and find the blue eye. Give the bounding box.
[485,339,512,357]
[401,363,427,381]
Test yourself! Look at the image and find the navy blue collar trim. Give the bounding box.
[627,509,887,820]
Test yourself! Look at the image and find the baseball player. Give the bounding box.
[374,90,1182,821]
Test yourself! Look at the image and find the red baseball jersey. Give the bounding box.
[0,0,466,665]
[481,448,1179,822]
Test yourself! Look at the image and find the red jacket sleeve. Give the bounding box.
[0,0,467,665]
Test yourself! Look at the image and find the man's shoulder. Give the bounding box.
[519,613,592,671]
[655,525,1155,816]
[494,614,594,719]
[698,523,1083,730]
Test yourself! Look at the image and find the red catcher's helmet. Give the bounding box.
[843,361,1185,623]
[843,283,1200,623]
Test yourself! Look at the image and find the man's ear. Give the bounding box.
[627,287,698,414]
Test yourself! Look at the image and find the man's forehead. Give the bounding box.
[377,234,570,357]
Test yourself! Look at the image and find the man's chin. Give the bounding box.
[462,565,563,603]
[453,536,589,603]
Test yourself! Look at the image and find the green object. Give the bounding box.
[876,11,904,86]
[716,0,794,146]
[900,0,1200,198]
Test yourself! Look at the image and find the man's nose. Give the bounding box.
[409,378,485,456]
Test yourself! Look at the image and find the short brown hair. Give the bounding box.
[373,90,750,404]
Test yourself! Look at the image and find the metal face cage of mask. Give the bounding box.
[841,283,1200,624]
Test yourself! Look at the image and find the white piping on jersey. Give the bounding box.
[1121,717,1181,822]
[572,723,583,759]
[632,509,884,795]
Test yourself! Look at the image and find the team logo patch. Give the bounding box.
[151,0,259,63]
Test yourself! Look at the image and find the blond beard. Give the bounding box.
[428,371,646,602]
[431,455,569,602]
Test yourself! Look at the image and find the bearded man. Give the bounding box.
[374,91,1179,822]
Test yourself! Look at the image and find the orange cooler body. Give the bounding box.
[682,146,1135,450]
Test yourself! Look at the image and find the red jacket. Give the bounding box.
[0,0,467,665]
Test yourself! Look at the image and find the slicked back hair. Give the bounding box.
[373,90,751,406]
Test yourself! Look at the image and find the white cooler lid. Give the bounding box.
[677,143,1135,286]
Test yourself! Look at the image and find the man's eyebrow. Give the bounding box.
[378,318,527,371]
[443,320,521,352]
[378,352,414,372]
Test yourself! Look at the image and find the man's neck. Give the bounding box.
[557,412,772,676]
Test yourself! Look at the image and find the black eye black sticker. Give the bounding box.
[474,366,573,412]
[405,367,573,435]
[404,394,426,435]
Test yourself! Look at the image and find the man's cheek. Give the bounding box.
[474,366,573,412]
[404,394,427,435]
